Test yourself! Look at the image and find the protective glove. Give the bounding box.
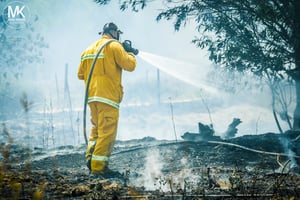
[122,40,139,55]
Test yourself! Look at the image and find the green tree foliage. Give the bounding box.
[156,1,295,78]
[94,0,300,130]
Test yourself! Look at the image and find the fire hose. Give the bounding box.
[207,140,300,158]
[83,39,116,145]
[111,140,300,159]
[83,39,139,145]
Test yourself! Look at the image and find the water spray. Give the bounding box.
[137,51,218,137]
[137,51,219,95]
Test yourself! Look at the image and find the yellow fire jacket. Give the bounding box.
[78,35,137,108]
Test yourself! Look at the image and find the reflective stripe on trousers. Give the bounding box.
[88,141,96,146]
[92,154,109,162]
[91,154,109,173]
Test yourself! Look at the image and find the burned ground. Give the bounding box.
[1,132,300,199]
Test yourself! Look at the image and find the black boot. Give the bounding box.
[86,159,91,171]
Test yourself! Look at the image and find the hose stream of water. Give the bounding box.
[137,51,219,94]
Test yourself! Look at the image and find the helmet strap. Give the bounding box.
[107,30,120,40]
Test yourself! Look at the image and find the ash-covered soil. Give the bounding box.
[1,132,300,199]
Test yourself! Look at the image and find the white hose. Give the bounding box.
[207,140,300,158]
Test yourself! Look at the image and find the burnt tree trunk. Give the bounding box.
[293,80,300,130]
[292,0,300,130]
[224,118,242,139]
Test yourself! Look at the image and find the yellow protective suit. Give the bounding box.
[78,34,136,174]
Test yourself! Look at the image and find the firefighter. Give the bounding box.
[77,22,137,175]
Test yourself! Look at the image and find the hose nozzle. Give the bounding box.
[122,40,139,55]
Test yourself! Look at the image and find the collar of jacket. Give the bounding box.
[102,34,118,41]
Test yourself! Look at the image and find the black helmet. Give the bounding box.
[99,22,123,35]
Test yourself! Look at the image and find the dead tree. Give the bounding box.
[198,122,214,138]
[224,118,242,139]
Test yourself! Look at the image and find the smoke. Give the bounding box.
[0,0,294,147]
[279,136,298,169]
[134,149,194,191]
[135,149,166,190]
[133,149,204,192]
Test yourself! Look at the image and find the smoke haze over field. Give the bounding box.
[0,0,294,146]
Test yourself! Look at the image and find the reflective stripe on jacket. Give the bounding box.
[87,96,120,109]
[77,35,136,107]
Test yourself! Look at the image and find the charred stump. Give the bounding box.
[224,118,242,139]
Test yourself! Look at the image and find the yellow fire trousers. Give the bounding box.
[85,101,119,174]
